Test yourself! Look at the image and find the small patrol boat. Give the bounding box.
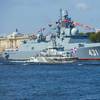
[26,47,77,64]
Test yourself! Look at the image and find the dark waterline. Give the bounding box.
[0,62,100,100]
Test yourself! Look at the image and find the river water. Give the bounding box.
[0,62,100,100]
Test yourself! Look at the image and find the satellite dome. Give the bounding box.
[71,28,79,35]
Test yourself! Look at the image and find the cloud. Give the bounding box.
[76,2,89,11]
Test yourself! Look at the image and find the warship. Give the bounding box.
[1,9,100,62]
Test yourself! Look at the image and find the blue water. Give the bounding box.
[0,62,100,100]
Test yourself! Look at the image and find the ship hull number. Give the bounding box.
[89,49,99,56]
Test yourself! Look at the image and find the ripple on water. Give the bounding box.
[0,62,100,100]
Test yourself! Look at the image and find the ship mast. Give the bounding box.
[60,8,62,26]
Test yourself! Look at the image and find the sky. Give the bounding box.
[0,0,100,35]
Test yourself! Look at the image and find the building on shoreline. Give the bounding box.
[0,31,31,52]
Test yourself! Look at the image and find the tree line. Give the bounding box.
[87,32,100,42]
[79,32,100,42]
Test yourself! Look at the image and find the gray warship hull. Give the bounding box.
[76,46,100,60]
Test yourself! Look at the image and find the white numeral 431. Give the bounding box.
[89,49,99,56]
